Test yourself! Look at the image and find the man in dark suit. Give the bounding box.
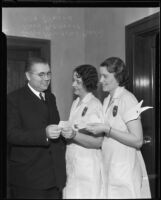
[7,57,66,199]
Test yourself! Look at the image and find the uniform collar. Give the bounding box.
[110,86,125,99]
[104,86,124,113]
[79,92,93,104]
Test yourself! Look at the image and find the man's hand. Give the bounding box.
[46,125,61,139]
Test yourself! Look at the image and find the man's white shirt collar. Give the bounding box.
[28,83,45,100]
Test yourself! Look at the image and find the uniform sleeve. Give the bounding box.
[119,92,139,123]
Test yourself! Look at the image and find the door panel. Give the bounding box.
[7,60,26,94]
[7,47,41,94]
[126,12,159,198]
[134,33,157,196]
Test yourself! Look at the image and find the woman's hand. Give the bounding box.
[85,123,107,135]
[61,126,76,139]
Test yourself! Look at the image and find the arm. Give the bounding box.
[61,125,104,149]
[104,118,143,149]
[86,94,144,149]
[62,98,104,149]
[106,93,144,149]
[72,130,103,149]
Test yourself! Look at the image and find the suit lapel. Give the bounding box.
[25,85,42,103]
[45,92,54,124]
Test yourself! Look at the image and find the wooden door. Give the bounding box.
[7,48,41,94]
[7,36,51,94]
[126,12,160,198]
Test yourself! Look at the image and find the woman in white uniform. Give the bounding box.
[86,57,151,199]
[61,65,105,199]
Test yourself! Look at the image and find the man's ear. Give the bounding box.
[25,72,30,81]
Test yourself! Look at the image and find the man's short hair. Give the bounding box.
[25,57,49,72]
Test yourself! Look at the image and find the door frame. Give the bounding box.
[7,35,51,92]
[125,12,159,92]
[7,36,51,65]
[125,12,160,198]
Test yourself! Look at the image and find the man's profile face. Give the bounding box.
[26,62,51,92]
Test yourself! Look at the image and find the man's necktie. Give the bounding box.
[39,92,45,102]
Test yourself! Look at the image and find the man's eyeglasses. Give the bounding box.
[30,72,52,79]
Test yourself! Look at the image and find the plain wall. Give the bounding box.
[3,7,159,120]
[84,7,160,65]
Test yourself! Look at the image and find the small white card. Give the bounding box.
[58,121,71,129]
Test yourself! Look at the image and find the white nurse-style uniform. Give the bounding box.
[63,93,106,199]
[102,86,151,199]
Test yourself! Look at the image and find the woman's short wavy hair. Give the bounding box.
[100,57,129,86]
[74,64,98,92]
